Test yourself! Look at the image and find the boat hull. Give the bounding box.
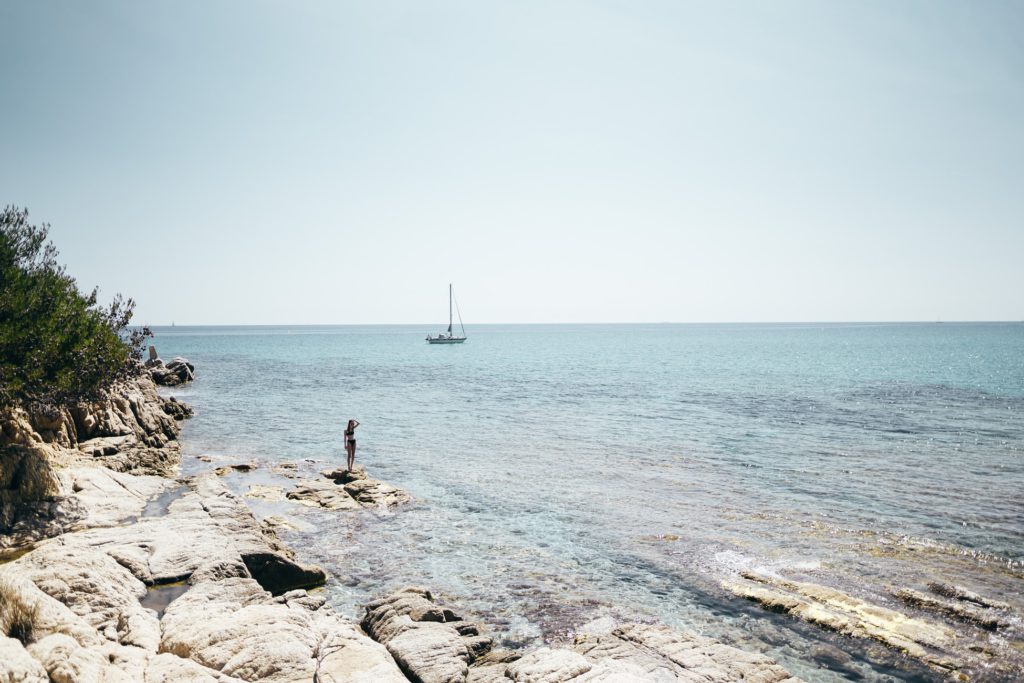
[426,337,466,344]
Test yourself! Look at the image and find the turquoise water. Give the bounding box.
[153,323,1024,682]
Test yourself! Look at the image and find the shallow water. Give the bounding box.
[140,582,189,618]
[155,322,1024,681]
[141,485,189,519]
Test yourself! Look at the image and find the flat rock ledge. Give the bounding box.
[245,464,412,511]
[363,587,803,683]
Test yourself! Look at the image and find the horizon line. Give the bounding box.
[140,319,1024,328]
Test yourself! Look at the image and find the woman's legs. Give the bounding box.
[346,441,355,471]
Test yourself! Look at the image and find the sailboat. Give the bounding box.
[426,284,467,344]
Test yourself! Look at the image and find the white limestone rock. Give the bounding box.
[362,587,493,683]
[161,572,404,683]
[0,635,49,683]
[12,544,159,651]
[504,647,592,682]
[68,465,170,528]
[44,475,325,593]
[26,633,134,683]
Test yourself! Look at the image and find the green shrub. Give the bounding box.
[0,206,150,408]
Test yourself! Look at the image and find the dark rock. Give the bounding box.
[149,367,176,385]
[465,635,494,659]
[455,622,480,637]
[895,587,1009,630]
[241,551,326,596]
[161,397,193,420]
[927,582,1012,610]
[151,357,195,386]
[0,445,61,501]
[97,444,181,477]
[213,462,257,476]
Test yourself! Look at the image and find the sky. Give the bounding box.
[1,1,1022,324]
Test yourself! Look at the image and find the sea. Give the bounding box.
[149,322,1024,682]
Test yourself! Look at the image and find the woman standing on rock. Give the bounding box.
[344,419,360,471]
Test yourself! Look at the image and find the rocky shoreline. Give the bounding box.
[0,369,812,681]
[5,367,1020,681]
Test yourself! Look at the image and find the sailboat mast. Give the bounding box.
[447,283,453,334]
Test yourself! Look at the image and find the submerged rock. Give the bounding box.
[214,462,258,476]
[245,484,288,502]
[270,462,299,478]
[262,515,305,533]
[926,581,1013,611]
[723,570,959,675]
[893,586,1009,631]
[363,588,802,683]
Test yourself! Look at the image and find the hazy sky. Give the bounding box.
[2,1,1021,324]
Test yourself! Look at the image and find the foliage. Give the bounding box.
[0,206,151,407]
[0,576,40,644]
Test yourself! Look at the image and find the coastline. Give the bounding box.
[0,370,808,681]
[2,364,1020,681]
